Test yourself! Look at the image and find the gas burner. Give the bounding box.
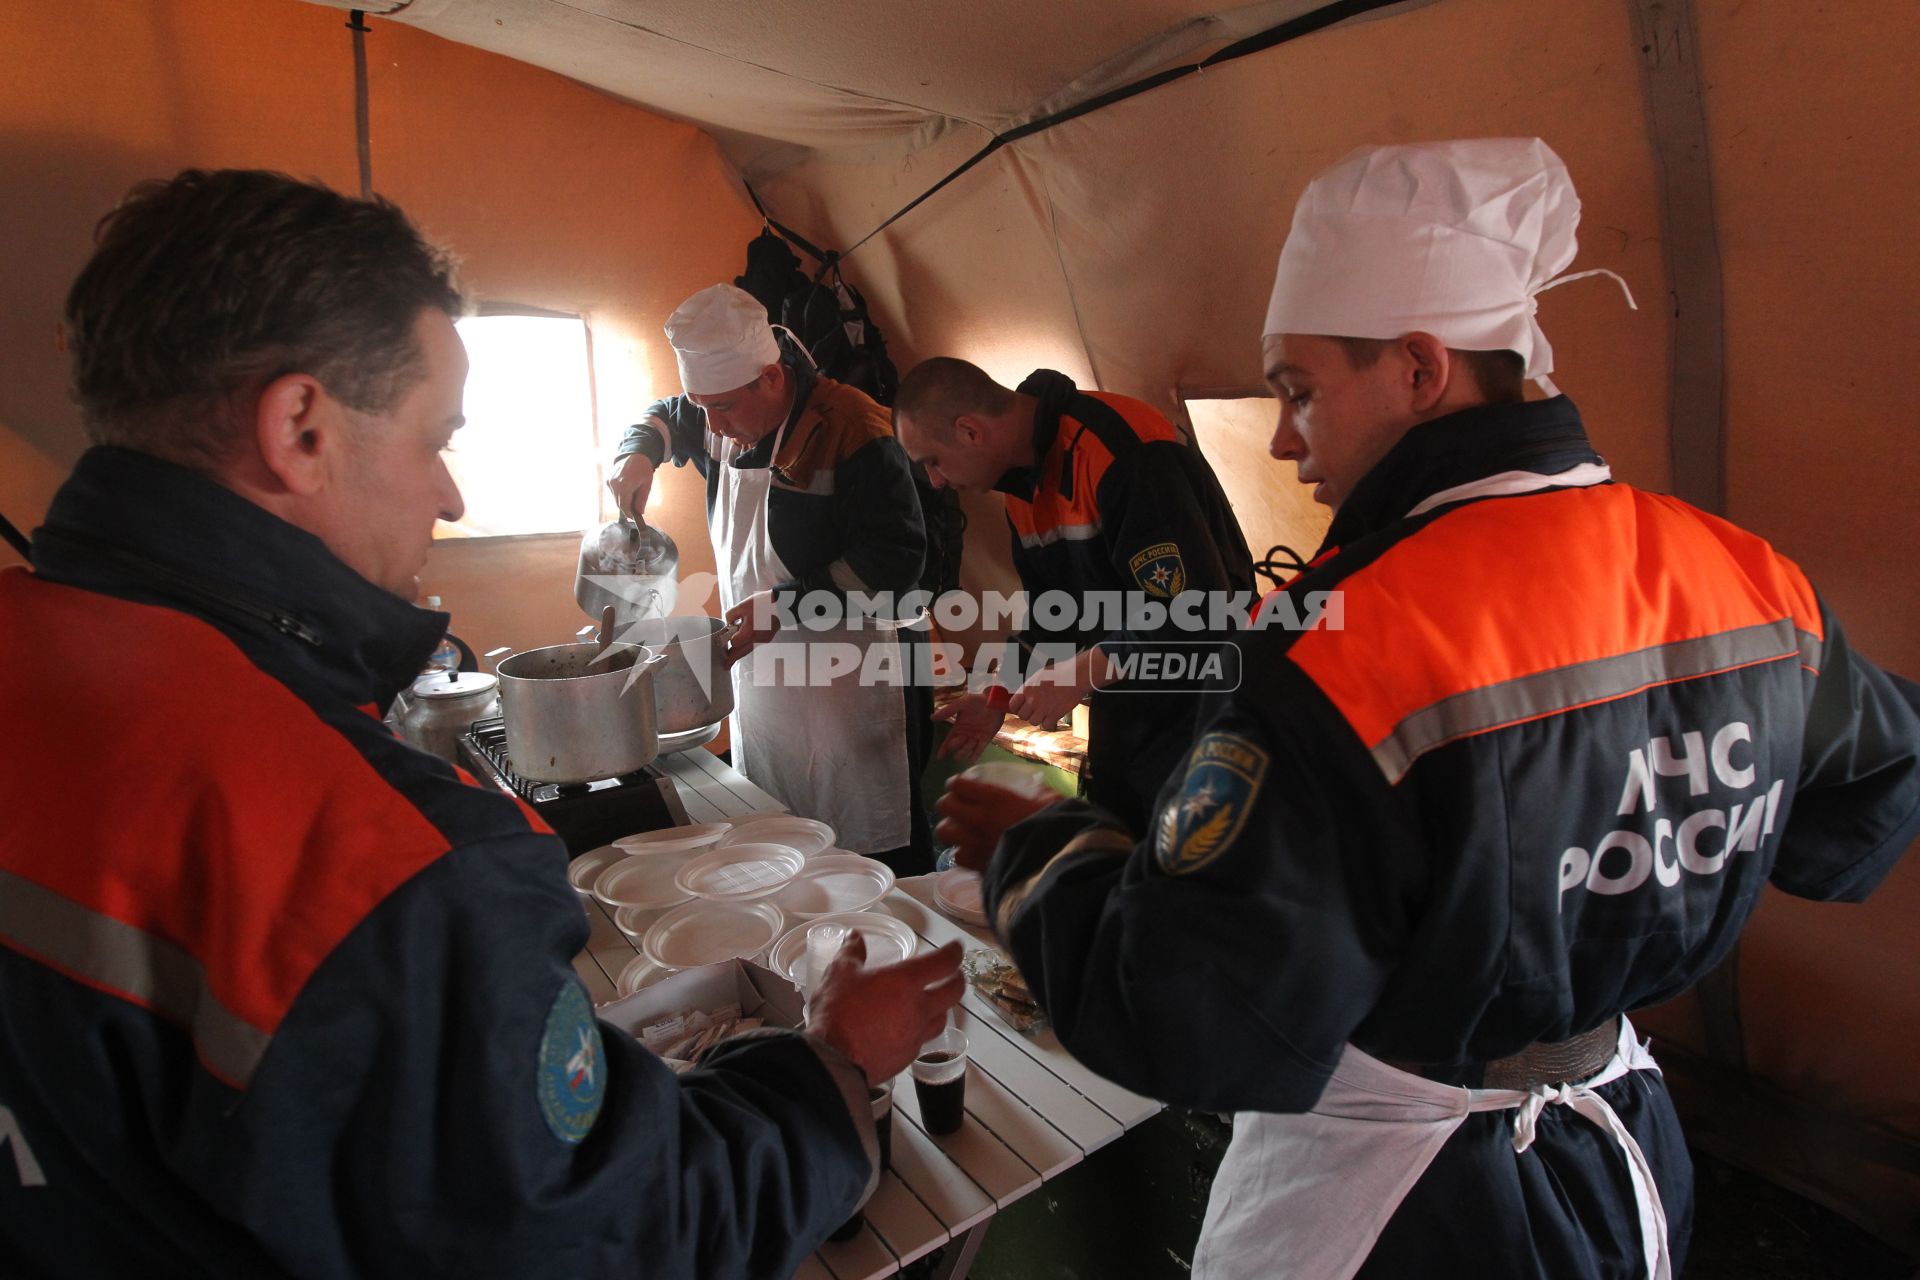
[457,718,688,854]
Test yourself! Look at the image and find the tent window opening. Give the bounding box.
[1183,395,1332,587]
[441,312,599,539]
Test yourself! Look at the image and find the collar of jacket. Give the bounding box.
[31,446,448,710]
[1318,395,1604,555]
[993,368,1076,499]
[731,334,821,471]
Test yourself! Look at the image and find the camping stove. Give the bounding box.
[456,717,689,854]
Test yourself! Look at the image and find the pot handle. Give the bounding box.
[618,648,669,699]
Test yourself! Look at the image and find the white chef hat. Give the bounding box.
[1263,138,1633,385]
[664,283,782,396]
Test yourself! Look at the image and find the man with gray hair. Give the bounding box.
[936,138,1920,1278]
[0,170,961,1277]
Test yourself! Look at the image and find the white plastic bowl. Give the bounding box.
[566,845,626,897]
[674,842,806,902]
[614,952,670,997]
[593,852,696,910]
[716,815,835,859]
[771,853,895,918]
[767,911,919,987]
[641,899,786,971]
[613,822,733,856]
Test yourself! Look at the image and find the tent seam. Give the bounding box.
[547,0,999,135]
[1034,157,1105,392]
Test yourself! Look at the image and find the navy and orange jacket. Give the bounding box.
[995,370,1255,827]
[982,396,1920,1112]
[0,447,872,1278]
[616,337,927,614]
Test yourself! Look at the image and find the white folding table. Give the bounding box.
[572,749,1163,1280]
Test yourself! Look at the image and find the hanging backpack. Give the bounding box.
[785,270,960,601]
[779,263,898,408]
[733,221,967,601]
[733,230,810,324]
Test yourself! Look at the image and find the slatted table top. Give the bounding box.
[570,749,1161,1280]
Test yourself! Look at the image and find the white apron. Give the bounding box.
[709,424,912,854]
[1192,1017,1672,1280]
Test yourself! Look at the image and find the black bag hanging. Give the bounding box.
[734,230,810,324]
[779,269,961,600]
[733,228,966,600]
[779,263,898,408]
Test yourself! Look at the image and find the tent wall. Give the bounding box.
[0,0,758,665]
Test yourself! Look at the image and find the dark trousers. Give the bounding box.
[1357,1068,1695,1279]
[873,626,935,877]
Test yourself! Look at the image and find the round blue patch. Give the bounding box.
[536,981,605,1144]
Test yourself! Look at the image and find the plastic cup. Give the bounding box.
[911,1026,969,1135]
[804,922,852,990]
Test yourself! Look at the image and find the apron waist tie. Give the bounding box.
[1384,1015,1620,1089]
[1191,1017,1670,1280]
[1485,1020,1673,1280]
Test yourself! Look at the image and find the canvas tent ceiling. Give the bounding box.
[312,0,1435,176]
[303,0,1675,590]
[303,0,1671,483]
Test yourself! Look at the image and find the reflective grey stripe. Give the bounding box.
[0,868,269,1086]
[1370,619,1804,784]
[1017,522,1102,550]
[1797,628,1822,672]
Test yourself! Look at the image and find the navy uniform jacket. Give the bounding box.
[995,370,1255,830]
[983,398,1919,1269]
[0,447,874,1279]
[614,341,936,870]
[615,338,926,613]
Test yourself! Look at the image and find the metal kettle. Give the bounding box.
[392,668,501,763]
[575,513,678,628]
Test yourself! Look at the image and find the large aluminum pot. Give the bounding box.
[497,642,666,782]
[614,615,736,734]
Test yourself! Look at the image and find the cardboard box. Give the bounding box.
[597,959,804,1043]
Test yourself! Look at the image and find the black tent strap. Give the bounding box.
[742,182,837,273]
[348,10,373,199]
[0,509,33,562]
[786,0,1412,261]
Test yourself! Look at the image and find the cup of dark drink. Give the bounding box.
[911,1026,968,1135]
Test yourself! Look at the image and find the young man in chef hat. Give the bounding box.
[934,137,1920,1279]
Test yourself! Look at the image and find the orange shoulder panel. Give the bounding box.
[1008,393,1185,538]
[1287,486,1824,755]
[0,570,461,1040]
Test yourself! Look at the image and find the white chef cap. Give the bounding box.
[664,284,782,396]
[1263,138,1632,384]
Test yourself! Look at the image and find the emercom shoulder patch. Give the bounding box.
[1156,732,1271,875]
[1129,541,1187,599]
[536,981,605,1144]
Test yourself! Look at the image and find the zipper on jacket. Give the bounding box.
[32,526,325,648]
